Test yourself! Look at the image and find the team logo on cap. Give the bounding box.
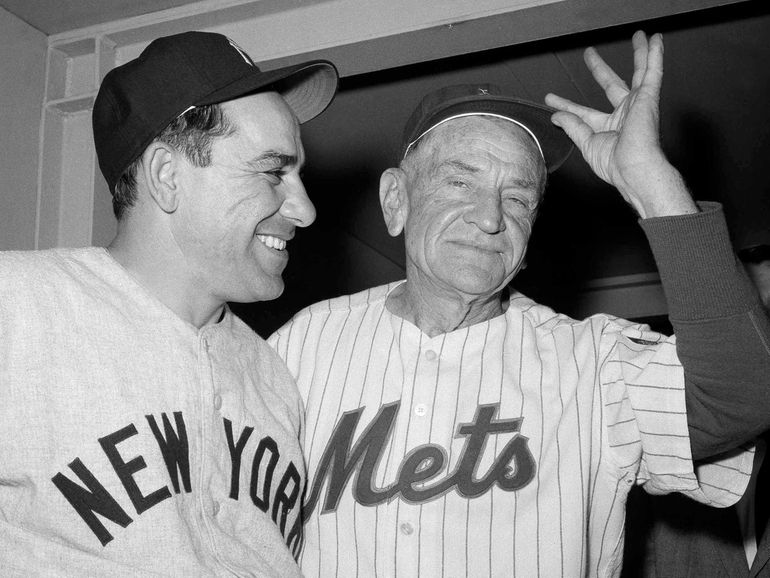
[227,37,255,67]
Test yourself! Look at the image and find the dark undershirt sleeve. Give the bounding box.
[640,202,770,460]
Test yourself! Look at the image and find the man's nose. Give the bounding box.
[464,192,505,234]
[279,177,316,228]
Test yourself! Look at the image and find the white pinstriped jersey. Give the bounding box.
[269,282,752,578]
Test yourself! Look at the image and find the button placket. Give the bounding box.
[202,333,224,413]
[413,344,439,418]
[196,331,218,543]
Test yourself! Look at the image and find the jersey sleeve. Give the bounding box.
[267,307,319,403]
[267,313,304,376]
[600,321,753,507]
[0,519,144,578]
[640,202,770,459]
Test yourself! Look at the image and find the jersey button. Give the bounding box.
[213,394,223,410]
[424,350,437,361]
[212,500,221,516]
[414,404,427,417]
[399,522,414,535]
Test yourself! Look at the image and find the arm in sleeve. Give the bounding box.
[0,518,143,578]
[640,202,770,460]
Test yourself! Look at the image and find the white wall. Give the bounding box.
[0,8,47,250]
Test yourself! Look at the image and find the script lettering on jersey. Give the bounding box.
[305,402,536,517]
[51,412,302,556]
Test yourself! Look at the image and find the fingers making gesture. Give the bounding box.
[545,31,697,218]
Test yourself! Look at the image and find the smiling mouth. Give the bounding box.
[256,234,287,251]
[452,240,503,254]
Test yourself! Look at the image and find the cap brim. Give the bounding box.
[409,95,573,173]
[196,60,339,124]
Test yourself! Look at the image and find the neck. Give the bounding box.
[386,279,505,338]
[108,221,224,329]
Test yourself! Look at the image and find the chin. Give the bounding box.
[441,267,506,296]
[256,283,285,303]
[446,278,505,297]
[229,279,285,304]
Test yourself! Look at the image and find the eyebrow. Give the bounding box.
[438,159,479,174]
[438,159,540,189]
[247,151,299,170]
[507,177,540,190]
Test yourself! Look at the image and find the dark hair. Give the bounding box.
[112,103,234,220]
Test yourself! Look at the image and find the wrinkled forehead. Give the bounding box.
[221,92,304,152]
[224,91,300,130]
[416,116,546,183]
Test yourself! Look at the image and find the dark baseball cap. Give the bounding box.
[401,84,573,173]
[93,31,339,193]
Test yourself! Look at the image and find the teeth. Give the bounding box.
[256,235,287,251]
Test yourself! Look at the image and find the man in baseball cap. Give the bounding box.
[268,31,770,576]
[0,31,336,575]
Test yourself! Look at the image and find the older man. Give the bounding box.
[269,32,770,576]
[0,32,337,576]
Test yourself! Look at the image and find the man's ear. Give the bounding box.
[141,142,180,214]
[379,168,408,237]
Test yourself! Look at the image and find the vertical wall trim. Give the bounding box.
[34,45,54,250]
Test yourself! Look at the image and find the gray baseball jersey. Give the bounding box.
[0,247,305,577]
[269,207,755,578]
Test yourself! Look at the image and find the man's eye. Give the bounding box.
[263,170,285,182]
[449,180,470,189]
[503,196,528,208]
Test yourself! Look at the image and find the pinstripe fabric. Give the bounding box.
[269,282,752,578]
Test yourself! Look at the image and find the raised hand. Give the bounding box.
[545,31,697,218]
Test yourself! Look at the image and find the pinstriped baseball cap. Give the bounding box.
[93,31,339,193]
[401,84,573,173]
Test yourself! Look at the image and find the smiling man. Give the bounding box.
[381,115,545,333]
[0,31,336,576]
[269,32,770,577]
